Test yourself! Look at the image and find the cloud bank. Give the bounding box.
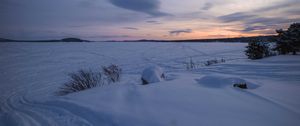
[108,0,169,17]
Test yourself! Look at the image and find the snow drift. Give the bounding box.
[0,42,299,126]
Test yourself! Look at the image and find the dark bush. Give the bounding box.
[57,70,103,96]
[102,64,122,83]
[245,40,271,60]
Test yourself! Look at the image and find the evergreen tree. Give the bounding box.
[245,40,270,60]
[275,23,300,55]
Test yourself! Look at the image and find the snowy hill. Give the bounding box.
[0,42,299,126]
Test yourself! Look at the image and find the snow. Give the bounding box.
[141,65,165,84]
[0,42,300,126]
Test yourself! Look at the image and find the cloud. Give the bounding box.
[78,0,97,8]
[0,0,19,7]
[123,27,139,30]
[224,16,300,34]
[221,14,300,33]
[254,0,300,13]
[220,12,298,26]
[218,4,300,34]
[247,17,299,26]
[241,25,272,32]
[285,9,300,15]
[239,26,276,35]
[146,20,162,24]
[217,0,300,35]
[1,0,299,40]
[218,12,255,23]
[108,0,169,17]
[202,2,213,10]
[169,29,192,36]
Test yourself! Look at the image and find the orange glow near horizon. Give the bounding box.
[124,25,277,41]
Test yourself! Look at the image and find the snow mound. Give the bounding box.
[195,75,260,89]
[141,65,165,84]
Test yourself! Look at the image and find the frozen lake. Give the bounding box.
[0,42,299,126]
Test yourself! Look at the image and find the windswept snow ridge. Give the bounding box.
[0,42,300,126]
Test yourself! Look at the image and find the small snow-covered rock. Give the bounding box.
[141,66,165,84]
[233,83,248,89]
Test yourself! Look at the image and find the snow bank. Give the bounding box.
[195,75,260,89]
[1,42,300,126]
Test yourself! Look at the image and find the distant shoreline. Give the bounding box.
[0,35,276,43]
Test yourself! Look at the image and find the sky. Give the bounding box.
[0,0,299,40]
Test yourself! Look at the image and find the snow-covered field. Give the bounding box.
[0,42,300,126]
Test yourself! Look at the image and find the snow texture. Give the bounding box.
[0,42,300,126]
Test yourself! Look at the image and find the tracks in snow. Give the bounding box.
[0,90,116,126]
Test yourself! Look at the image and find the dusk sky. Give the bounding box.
[1,0,299,40]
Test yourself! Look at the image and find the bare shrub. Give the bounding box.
[185,58,226,70]
[186,57,197,70]
[204,59,217,66]
[57,70,103,96]
[220,58,226,63]
[204,58,225,66]
[57,64,122,96]
[102,64,122,83]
